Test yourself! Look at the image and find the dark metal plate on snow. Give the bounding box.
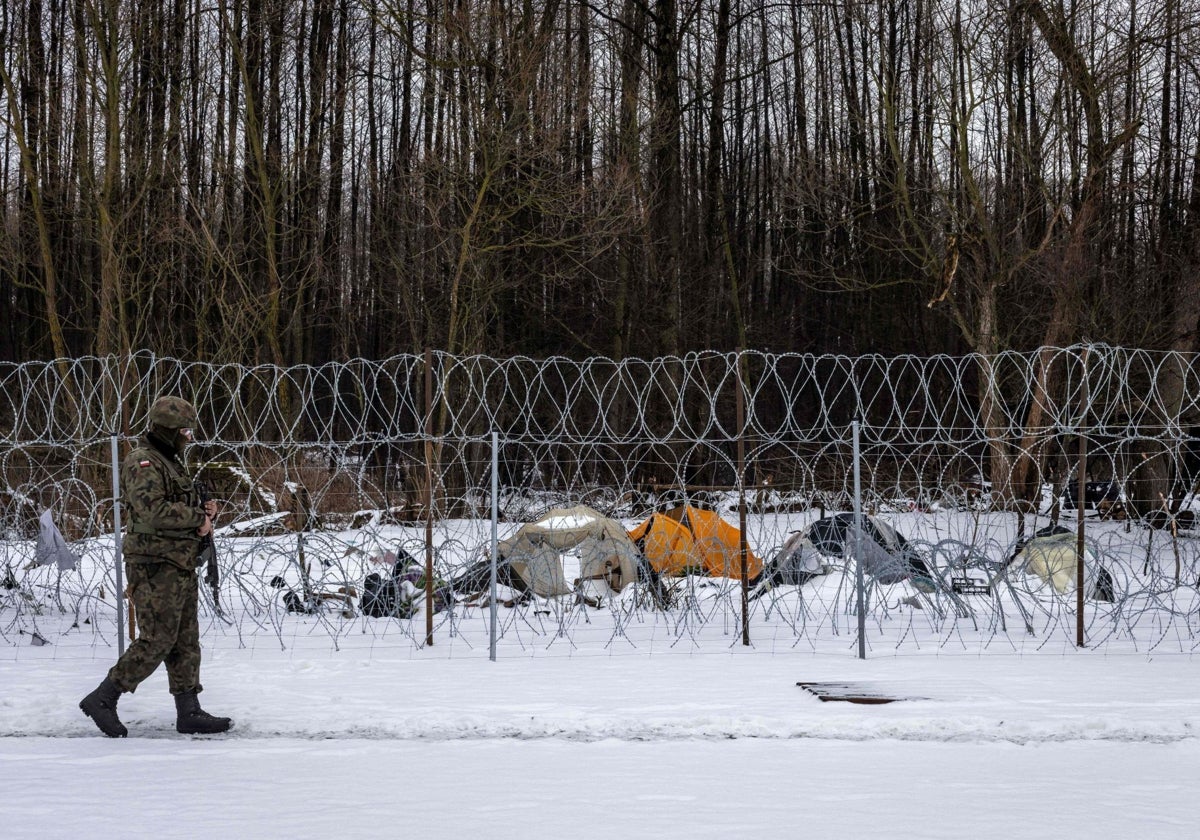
[951,575,991,595]
[796,681,923,704]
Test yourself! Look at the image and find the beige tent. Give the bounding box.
[497,505,642,598]
[1016,531,1111,600]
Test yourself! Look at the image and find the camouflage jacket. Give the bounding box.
[121,437,205,570]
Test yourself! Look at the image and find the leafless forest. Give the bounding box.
[2,0,1199,365]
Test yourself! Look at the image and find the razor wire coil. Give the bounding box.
[2,345,1200,658]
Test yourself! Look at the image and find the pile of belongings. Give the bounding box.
[361,547,452,618]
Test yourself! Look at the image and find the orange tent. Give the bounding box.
[627,505,762,580]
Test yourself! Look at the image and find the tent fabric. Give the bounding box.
[1016,531,1112,600]
[36,509,79,571]
[765,530,827,586]
[766,513,930,587]
[494,505,642,598]
[626,514,694,576]
[627,505,762,580]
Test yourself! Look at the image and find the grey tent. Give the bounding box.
[453,505,643,598]
[763,513,932,588]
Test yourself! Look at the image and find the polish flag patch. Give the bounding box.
[139,460,151,467]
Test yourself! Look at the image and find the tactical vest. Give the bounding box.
[121,441,205,570]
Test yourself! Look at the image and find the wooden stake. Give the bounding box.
[736,349,749,647]
[1158,492,1181,585]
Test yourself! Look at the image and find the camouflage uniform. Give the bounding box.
[81,395,232,737]
[107,434,207,695]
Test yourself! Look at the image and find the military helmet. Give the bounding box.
[148,396,198,430]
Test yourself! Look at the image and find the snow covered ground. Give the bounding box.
[8,507,1200,663]
[2,650,1198,838]
[4,505,1200,837]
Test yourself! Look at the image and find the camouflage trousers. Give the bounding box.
[109,562,203,696]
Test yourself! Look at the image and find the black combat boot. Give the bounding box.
[174,691,233,734]
[79,677,128,738]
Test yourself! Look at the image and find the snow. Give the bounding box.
[4,505,1200,837]
[4,738,1195,839]
[536,512,598,529]
[2,651,1198,838]
[217,511,289,535]
[226,465,278,510]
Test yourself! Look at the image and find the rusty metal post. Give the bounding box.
[424,348,435,647]
[736,350,750,646]
[1076,347,1089,648]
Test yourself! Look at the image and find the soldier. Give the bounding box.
[79,396,233,737]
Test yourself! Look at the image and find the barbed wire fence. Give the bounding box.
[2,345,1199,661]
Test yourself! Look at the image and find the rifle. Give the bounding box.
[195,479,222,615]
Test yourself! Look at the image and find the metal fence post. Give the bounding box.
[424,348,434,647]
[490,431,499,662]
[1076,347,1089,648]
[853,419,866,660]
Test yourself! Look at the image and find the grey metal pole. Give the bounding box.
[110,434,125,656]
[424,348,435,647]
[853,419,866,660]
[1076,347,1089,648]
[489,431,499,662]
